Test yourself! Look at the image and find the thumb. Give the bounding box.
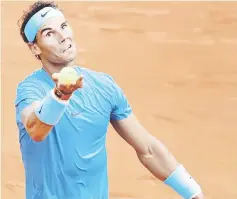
[76,75,83,88]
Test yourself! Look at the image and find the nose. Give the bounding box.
[58,30,68,43]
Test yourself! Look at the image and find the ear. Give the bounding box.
[28,42,41,57]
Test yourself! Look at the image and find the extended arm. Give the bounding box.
[17,72,83,142]
[111,114,204,199]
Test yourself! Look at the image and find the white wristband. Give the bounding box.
[164,164,202,199]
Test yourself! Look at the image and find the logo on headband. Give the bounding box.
[41,9,51,17]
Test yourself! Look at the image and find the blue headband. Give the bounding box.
[24,7,64,43]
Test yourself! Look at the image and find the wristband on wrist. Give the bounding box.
[34,89,69,125]
[54,87,72,100]
[164,164,202,199]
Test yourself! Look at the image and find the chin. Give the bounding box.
[60,48,76,60]
[68,52,77,61]
[62,54,76,65]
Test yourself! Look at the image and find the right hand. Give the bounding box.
[52,72,83,95]
[192,192,205,199]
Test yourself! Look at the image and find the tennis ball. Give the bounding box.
[58,67,78,85]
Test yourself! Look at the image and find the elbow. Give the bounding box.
[22,105,50,142]
[136,136,164,164]
[25,121,46,142]
[136,135,158,157]
[30,134,46,142]
[136,144,155,173]
[136,140,155,162]
[26,127,46,142]
[137,144,154,161]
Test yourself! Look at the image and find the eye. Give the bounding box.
[46,32,52,37]
[62,23,68,29]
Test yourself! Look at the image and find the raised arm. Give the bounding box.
[16,72,83,142]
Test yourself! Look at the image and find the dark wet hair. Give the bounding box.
[17,0,59,44]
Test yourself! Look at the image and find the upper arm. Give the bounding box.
[102,73,153,154]
[104,74,132,121]
[15,80,44,128]
[105,74,152,154]
[111,114,154,155]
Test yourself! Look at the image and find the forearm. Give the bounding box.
[23,102,54,142]
[111,113,203,198]
[137,137,202,199]
[22,89,70,142]
[137,138,179,181]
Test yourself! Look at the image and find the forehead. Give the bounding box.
[39,15,66,30]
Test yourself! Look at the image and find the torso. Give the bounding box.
[17,66,116,199]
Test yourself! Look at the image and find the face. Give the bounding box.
[30,16,77,65]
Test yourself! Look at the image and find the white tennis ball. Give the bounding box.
[58,67,78,85]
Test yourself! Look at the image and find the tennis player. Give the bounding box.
[15,1,205,199]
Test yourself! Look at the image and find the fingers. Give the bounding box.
[57,79,82,94]
[52,73,60,84]
[57,83,75,94]
[76,75,83,88]
[53,73,83,95]
[57,83,66,91]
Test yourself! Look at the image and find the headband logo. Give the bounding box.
[24,7,64,42]
[41,9,51,17]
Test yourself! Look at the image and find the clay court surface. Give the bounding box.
[2,1,237,199]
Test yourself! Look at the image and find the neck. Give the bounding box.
[41,59,75,76]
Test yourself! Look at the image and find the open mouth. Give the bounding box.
[63,44,72,52]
